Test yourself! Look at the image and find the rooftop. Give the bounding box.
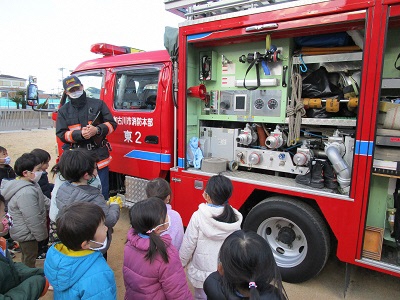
[0,74,26,81]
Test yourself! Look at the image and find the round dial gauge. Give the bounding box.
[267,98,278,110]
[254,98,264,110]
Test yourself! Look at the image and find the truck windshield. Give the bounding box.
[76,72,104,100]
[114,65,161,111]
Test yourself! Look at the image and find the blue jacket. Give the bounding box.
[44,243,117,299]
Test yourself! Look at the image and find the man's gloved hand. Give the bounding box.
[107,196,123,208]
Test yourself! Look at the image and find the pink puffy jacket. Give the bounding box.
[123,228,193,300]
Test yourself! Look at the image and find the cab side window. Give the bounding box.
[114,66,161,111]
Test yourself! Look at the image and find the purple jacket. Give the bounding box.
[163,204,184,251]
[123,228,193,300]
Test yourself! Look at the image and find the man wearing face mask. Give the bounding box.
[1,153,50,268]
[56,75,117,200]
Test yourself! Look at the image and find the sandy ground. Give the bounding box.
[0,128,127,299]
[1,128,400,299]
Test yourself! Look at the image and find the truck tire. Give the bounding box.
[243,196,330,283]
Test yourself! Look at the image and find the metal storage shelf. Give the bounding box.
[382,78,400,89]
[292,52,363,64]
[285,117,356,127]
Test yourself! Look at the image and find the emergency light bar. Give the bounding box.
[90,43,144,56]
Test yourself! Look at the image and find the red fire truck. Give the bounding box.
[28,0,400,284]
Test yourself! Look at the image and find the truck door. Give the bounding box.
[106,63,173,179]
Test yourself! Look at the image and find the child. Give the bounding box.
[180,174,243,300]
[1,153,50,267]
[54,148,120,256]
[123,197,193,300]
[204,230,288,300]
[0,145,19,257]
[45,202,117,299]
[0,194,50,298]
[0,146,16,188]
[49,161,102,222]
[31,148,54,259]
[30,148,54,199]
[146,177,184,250]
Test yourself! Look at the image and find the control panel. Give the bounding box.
[251,90,282,117]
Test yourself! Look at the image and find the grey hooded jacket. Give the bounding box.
[55,181,120,253]
[55,181,120,228]
[2,179,50,242]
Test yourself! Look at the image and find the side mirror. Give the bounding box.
[26,83,38,106]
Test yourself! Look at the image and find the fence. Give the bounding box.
[0,109,55,131]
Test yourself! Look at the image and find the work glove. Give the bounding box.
[107,196,123,208]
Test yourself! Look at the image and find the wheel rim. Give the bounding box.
[257,217,308,268]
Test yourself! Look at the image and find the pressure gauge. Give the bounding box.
[254,98,264,110]
[267,98,278,110]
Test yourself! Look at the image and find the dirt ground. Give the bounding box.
[0,128,128,299]
[1,128,400,299]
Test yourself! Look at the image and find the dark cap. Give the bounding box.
[63,75,82,92]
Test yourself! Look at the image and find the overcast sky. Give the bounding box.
[0,0,183,93]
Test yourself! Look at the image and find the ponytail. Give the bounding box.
[213,202,237,223]
[129,197,170,264]
[146,231,169,263]
[206,175,237,223]
[249,281,260,300]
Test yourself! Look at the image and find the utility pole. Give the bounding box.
[58,67,66,91]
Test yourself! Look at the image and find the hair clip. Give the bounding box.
[249,281,257,289]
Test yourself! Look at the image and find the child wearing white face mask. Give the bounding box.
[31,148,55,260]
[123,197,193,300]
[0,145,17,257]
[53,148,120,260]
[0,146,16,190]
[180,175,243,300]
[1,153,50,267]
[45,202,117,299]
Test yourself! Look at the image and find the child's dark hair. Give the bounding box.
[56,202,105,251]
[58,148,97,182]
[0,146,7,153]
[50,163,60,177]
[129,197,169,263]
[219,230,287,300]
[13,153,41,176]
[145,178,171,201]
[30,148,51,164]
[205,175,237,223]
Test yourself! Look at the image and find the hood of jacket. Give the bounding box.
[44,244,102,291]
[1,178,34,201]
[56,181,102,208]
[196,203,243,239]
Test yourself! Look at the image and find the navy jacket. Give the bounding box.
[204,271,282,300]
[38,171,54,199]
